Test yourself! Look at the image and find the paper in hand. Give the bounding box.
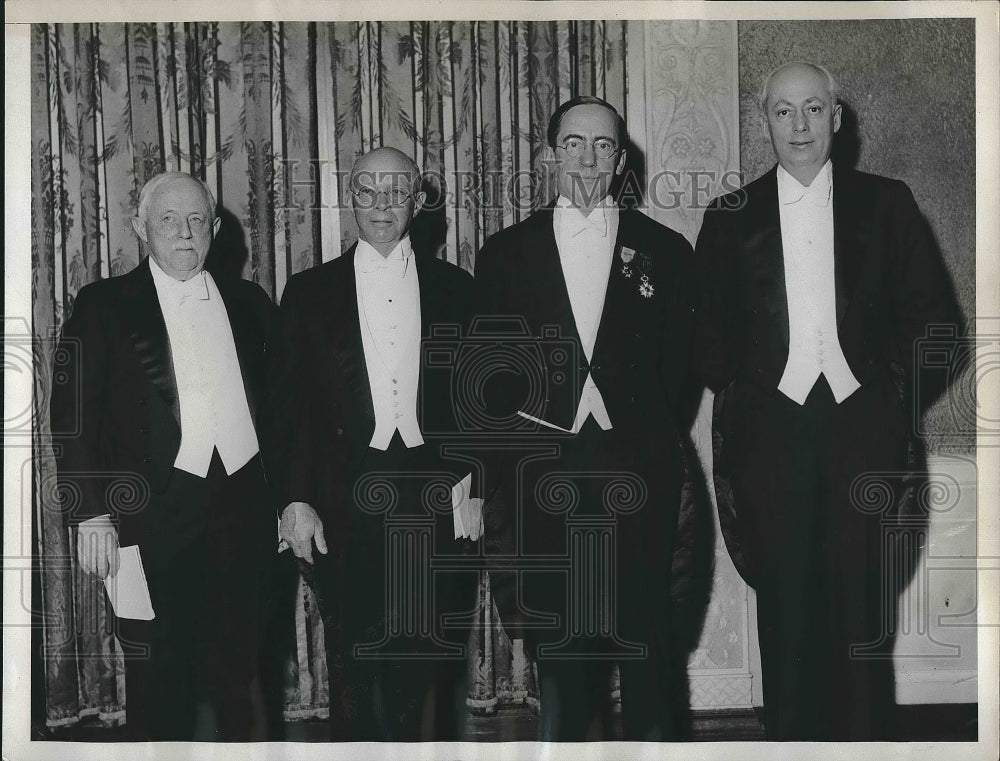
[104,545,155,620]
[452,473,484,541]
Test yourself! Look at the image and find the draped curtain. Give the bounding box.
[30,20,632,728]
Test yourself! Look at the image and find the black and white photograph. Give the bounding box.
[3,1,997,759]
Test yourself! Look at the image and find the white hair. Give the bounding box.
[135,171,217,222]
[758,61,840,113]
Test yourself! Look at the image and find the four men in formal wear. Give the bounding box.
[51,172,277,740]
[474,96,697,740]
[268,147,480,740]
[52,61,959,743]
[695,61,960,740]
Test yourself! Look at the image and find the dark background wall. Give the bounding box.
[738,19,976,448]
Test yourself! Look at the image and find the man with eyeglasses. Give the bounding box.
[474,96,698,740]
[50,171,278,740]
[268,146,481,740]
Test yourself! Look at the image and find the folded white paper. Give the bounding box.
[452,474,469,538]
[451,473,484,541]
[104,545,155,620]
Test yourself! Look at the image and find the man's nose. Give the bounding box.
[178,218,193,238]
[580,143,598,167]
[792,110,808,132]
[374,189,391,210]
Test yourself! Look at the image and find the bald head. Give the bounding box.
[350,146,421,190]
[760,61,842,186]
[349,147,426,256]
[759,61,839,113]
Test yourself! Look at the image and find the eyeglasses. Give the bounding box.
[556,137,620,160]
[351,186,413,209]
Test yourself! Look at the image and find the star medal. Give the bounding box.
[639,274,654,299]
[621,264,633,278]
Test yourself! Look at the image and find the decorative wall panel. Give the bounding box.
[630,19,752,708]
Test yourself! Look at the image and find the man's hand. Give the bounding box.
[279,502,328,564]
[76,515,120,579]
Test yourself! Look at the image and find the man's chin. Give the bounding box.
[565,187,609,208]
[165,252,205,273]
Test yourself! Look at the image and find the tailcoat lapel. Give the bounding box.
[755,165,869,345]
[591,210,635,365]
[832,166,869,327]
[753,170,790,350]
[334,245,376,423]
[528,208,586,351]
[124,258,181,426]
[213,274,261,423]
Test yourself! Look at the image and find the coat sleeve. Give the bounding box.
[471,233,523,630]
[662,232,700,429]
[885,181,965,413]
[694,205,740,394]
[50,286,114,527]
[265,275,319,511]
[693,203,756,586]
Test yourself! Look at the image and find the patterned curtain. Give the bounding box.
[30,20,632,728]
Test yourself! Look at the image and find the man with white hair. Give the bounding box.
[50,171,278,740]
[696,62,961,739]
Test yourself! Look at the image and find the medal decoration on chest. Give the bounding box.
[620,246,636,279]
[631,250,655,299]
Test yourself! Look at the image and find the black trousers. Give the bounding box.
[114,452,273,741]
[309,434,476,741]
[730,376,905,740]
[516,418,684,742]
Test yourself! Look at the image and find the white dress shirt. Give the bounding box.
[776,162,861,405]
[552,195,618,432]
[355,237,424,450]
[149,256,260,476]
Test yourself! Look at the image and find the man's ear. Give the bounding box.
[833,103,843,134]
[130,217,148,243]
[212,217,222,237]
[614,148,627,176]
[411,190,427,216]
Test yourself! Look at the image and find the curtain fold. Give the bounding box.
[31,20,633,729]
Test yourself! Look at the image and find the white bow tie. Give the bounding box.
[362,255,410,278]
[173,272,210,305]
[782,179,831,207]
[565,210,608,238]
